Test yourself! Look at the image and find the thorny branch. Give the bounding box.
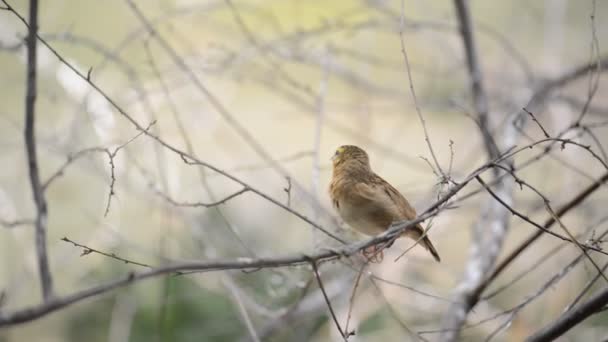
[60,237,154,269]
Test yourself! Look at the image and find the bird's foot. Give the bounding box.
[362,245,384,263]
[320,246,348,258]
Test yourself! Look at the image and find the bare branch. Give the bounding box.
[526,286,608,342]
[439,171,608,337]
[398,0,447,181]
[60,237,154,269]
[5,4,344,244]
[453,0,499,161]
[441,2,516,338]
[124,0,325,217]
[22,0,53,302]
[483,216,608,301]
[440,1,608,336]
[544,207,608,283]
[103,120,157,217]
[311,262,349,340]
[152,187,249,208]
[283,176,292,208]
[344,265,365,336]
[523,108,551,138]
[488,171,608,285]
[563,261,608,312]
[0,203,453,327]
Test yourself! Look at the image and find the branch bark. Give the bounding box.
[23,0,53,301]
[441,1,513,340]
[453,0,499,161]
[442,1,608,339]
[526,286,608,342]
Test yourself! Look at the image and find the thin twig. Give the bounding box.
[284,176,292,208]
[523,108,550,138]
[344,264,365,336]
[370,278,427,342]
[475,176,607,256]
[60,237,154,269]
[43,122,154,192]
[310,261,348,340]
[563,261,608,312]
[482,215,608,300]
[8,12,345,243]
[544,207,608,283]
[152,187,249,208]
[398,0,446,181]
[103,120,157,217]
[0,218,425,327]
[574,0,601,124]
[222,277,261,342]
[125,0,331,223]
[449,171,608,334]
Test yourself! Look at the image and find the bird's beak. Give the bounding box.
[331,152,338,162]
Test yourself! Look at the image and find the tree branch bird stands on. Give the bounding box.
[329,145,441,262]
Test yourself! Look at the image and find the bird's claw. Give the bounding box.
[320,246,348,258]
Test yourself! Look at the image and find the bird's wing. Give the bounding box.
[343,181,397,231]
[357,176,440,261]
[369,175,418,220]
[351,181,403,218]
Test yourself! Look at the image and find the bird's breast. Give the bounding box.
[336,199,387,236]
[332,186,393,236]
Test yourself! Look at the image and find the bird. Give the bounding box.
[329,145,440,262]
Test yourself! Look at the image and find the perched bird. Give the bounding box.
[329,145,440,262]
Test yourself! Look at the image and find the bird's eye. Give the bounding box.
[331,149,340,161]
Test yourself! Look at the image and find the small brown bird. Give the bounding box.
[329,145,440,262]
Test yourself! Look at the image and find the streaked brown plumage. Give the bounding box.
[329,145,441,262]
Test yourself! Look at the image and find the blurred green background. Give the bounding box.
[1,0,607,341]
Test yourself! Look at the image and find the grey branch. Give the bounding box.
[441,1,514,340]
[22,0,53,302]
[453,0,499,161]
[0,219,424,327]
[153,187,250,208]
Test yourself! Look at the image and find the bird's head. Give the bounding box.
[331,145,370,169]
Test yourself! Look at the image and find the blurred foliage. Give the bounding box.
[68,276,245,342]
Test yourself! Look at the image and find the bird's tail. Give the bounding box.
[404,225,441,262]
